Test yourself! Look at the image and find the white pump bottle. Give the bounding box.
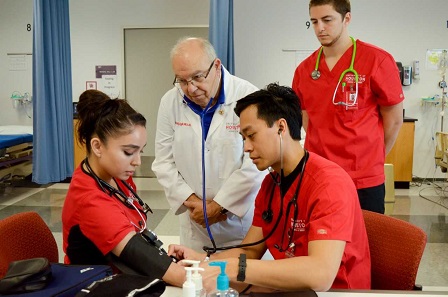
[183,266,205,297]
[182,260,206,297]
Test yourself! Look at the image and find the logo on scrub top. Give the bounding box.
[344,74,366,84]
[290,218,306,233]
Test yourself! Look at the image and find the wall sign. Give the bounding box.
[95,65,116,78]
[86,81,97,90]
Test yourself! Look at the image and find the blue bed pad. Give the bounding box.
[0,134,33,149]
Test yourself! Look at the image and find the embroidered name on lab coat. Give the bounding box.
[175,121,191,127]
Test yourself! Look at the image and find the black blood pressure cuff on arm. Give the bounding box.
[116,233,173,281]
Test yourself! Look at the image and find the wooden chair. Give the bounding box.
[435,131,448,172]
[384,163,395,215]
[362,210,427,290]
[0,211,59,278]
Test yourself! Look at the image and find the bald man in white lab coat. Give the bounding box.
[152,37,266,252]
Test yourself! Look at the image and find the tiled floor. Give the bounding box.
[0,170,447,290]
[393,183,448,288]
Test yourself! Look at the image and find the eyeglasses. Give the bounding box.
[173,59,216,88]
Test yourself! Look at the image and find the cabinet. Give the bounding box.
[73,119,86,169]
[385,118,417,188]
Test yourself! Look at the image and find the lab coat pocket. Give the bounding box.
[217,138,243,179]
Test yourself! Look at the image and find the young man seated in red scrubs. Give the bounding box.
[169,83,371,293]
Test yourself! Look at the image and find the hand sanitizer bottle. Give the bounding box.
[207,261,239,297]
[182,260,206,297]
[183,267,198,297]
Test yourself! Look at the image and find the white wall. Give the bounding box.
[234,0,448,179]
[69,0,209,102]
[0,0,33,126]
[1,0,447,179]
[0,0,209,127]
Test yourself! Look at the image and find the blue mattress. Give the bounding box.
[0,134,33,149]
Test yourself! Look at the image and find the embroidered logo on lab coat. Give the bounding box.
[226,122,240,132]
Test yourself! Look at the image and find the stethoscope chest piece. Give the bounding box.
[311,69,321,80]
[262,209,273,223]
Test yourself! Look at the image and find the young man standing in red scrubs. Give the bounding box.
[292,0,404,213]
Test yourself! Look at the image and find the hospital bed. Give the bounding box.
[0,126,33,185]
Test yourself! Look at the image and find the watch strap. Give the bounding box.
[237,253,247,282]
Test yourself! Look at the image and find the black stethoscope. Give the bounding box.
[311,36,359,107]
[83,158,152,230]
[266,150,308,252]
[83,158,178,261]
[202,150,309,257]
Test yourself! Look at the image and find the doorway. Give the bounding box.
[124,27,208,159]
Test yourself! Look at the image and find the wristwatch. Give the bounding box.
[220,206,228,214]
[237,253,247,282]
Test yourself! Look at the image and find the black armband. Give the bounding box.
[118,233,173,281]
[237,253,247,282]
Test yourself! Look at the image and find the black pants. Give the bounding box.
[357,183,385,214]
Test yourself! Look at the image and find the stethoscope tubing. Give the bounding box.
[312,36,359,106]
[82,158,177,261]
[203,181,284,254]
[83,158,150,232]
[203,151,309,255]
[178,83,219,253]
[202,100,215,243]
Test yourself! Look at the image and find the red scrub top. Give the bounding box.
[292,39,404,189]
[62,165,144,264]
[253,152,371,289]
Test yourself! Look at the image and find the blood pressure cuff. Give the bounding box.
[113,233,173,282]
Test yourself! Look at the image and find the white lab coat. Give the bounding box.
[152,66,266,251]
